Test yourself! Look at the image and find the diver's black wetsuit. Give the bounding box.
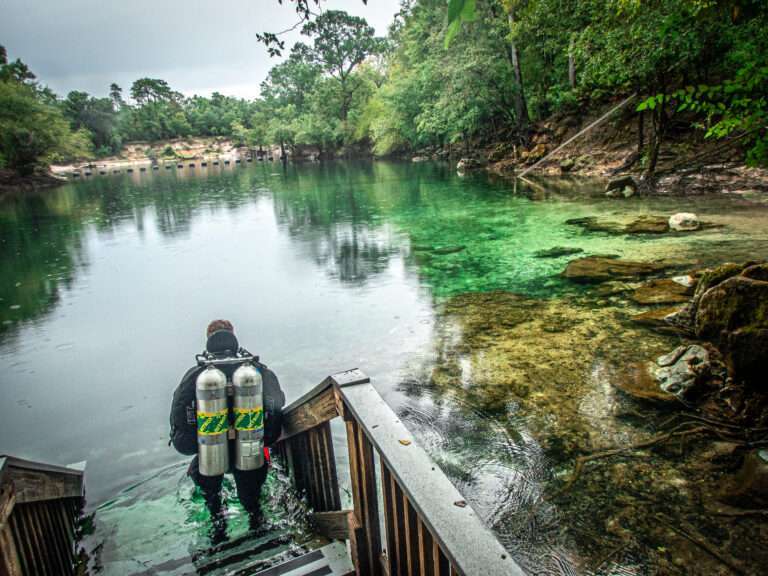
[170,335,284,534]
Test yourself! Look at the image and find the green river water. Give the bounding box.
[1,161,767,575]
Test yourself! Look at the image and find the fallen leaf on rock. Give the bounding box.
[399,439,412,446]
[454,500,467,508]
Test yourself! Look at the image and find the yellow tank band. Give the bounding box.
[197,409,228,435]
[233,407,264,431]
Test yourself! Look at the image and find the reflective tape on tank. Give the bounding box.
[197,388,226,401]
[233,407,264,431]
[197,409,229,435]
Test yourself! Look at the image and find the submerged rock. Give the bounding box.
[617,344,724,402]
[565,216,625,234]
[534,246,584,259]
[652,344,718,398]
[630,306,686,333]
[614,363,678,404]
[720,449,768,507]
[631,278,694,305]
[605,175,638,197]
[563,256,669,284]
[432,245,466,255]
[669,212,700,231]
[456,158,482,173]
[624,215,669,234]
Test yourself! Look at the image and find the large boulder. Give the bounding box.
[669,212,700,231]
[694,264,768,386]
[696,275,768,339]
[563,256,669,284]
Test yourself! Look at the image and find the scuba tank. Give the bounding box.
[195,366,229,476]
[232,363,265,471]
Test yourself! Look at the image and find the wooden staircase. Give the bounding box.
[2,369,523,576]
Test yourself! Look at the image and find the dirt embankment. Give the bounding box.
[49,137,255,175]
[420,102,768,196]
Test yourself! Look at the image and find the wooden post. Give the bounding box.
[0,484,21,576]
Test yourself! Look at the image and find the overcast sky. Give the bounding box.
[0,0,402,100]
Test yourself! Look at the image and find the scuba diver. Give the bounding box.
[170,320,285,542]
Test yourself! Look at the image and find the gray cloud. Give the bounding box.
[0,0,401,98]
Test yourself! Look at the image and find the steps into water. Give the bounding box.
[252,543,352,576]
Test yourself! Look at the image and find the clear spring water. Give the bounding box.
[1,161,767,574]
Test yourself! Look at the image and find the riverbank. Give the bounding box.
[0,168,68,196]
[411,103,768,196]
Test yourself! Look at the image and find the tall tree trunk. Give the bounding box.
[568,36,576,89]
[506,9,530,131]
[637,110,644,154]
[646,105,664,177]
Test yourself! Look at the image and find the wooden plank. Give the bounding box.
[28,504,53,575]
[39,503,64,574]
[44,502,71,574]
[6,468,83,504]
[0,523,22,576]
[48,502,73,570]
[433,541,448,576]
[391,474,407,576]
[379,461,397,576]
[327,369,370,388]
[320,422,341,511]
[0,457,84,479]
[338,382,522,576]
[0,485,15,528]
[281,386,338,440]
[9,510,34,575]
[418,519,435,576]
[345,420,369,576]
[310,428,329,512]
[309,510,352,541]
[356,422,383,576]
[403,494,419,575]
[7,515,26,576]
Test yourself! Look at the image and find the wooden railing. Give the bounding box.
[276,369,524,576]
[0,456,85,576]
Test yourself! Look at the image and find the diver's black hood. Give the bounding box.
[205,329,239,356]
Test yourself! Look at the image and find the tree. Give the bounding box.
[109,83,124,110]
[0,81,91,174]
[129,78,177,105]
[300,10,386,120]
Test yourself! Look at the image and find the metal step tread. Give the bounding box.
[252,542,352,576]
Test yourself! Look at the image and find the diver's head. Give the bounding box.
[207,319,234,337]
[205,319,238,355]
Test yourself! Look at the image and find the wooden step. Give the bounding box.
[251,542,352,576]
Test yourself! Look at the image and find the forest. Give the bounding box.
[1,0,766,177]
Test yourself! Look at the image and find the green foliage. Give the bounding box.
[633,3,768,166]
[0,50,91,175]
[445,0,476,47]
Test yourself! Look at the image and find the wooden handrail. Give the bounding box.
[0,456,85,576]
[276,369,525,576]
